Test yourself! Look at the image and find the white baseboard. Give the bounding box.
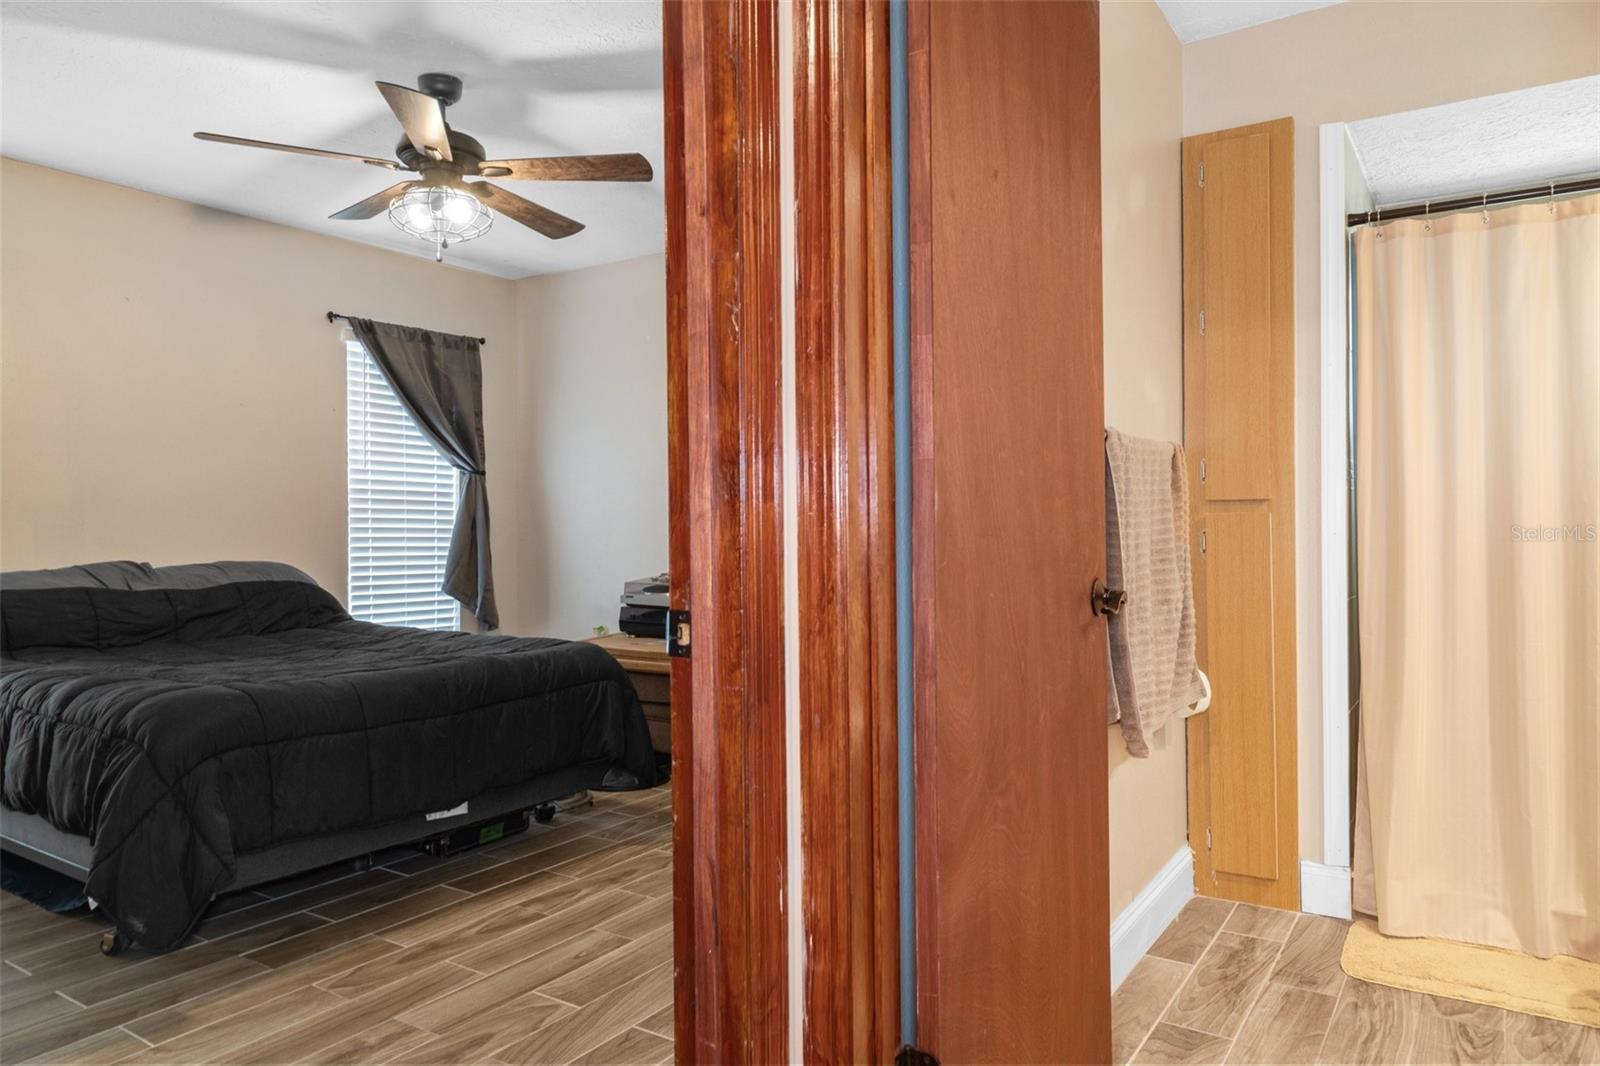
[1111,847,1195,991]
[1300,860,1352,919]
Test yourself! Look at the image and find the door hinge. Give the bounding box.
[896,1045,940,1066]
[1205,826,1213,851]
[666,609,692,658]
[1198,160,1206,188]
[1199,309,1207,336]
[1199,457,1207,483]
[1199,529,1207,555]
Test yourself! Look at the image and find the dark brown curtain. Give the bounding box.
[349,318,497,629]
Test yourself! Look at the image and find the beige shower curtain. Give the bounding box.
[1352,194,1600,961]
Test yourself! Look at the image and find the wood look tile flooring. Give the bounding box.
[0,784,674,1065]
[1114,899,1600,1066]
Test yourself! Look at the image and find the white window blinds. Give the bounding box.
[346,339,460,630]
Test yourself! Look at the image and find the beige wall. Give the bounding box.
[1102,0,1188,917]
[512,255,669,638]
[1182,0,1600,863]
[0,159,669,641]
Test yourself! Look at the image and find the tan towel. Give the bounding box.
[1105,428,1204,757]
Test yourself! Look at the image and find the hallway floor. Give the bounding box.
[1113,898,1600,1065]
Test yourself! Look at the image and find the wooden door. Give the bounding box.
[908,1,1110,1061]
[1181,118,1299,910]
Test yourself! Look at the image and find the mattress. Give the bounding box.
[0,569,656,951]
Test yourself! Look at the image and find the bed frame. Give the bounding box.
[0,758,610,955]
[0,561,657,956]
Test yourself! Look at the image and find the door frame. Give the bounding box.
[668,0,1122,1055]
[665,0,903,1059]
[1314,121,1356,916]
[664,2,788,1059]
[792,0,902,1060]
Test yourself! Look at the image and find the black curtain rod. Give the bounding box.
[326,311,487,346]
[1347,175,1600,228]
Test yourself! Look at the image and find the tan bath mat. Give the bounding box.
[1341,919,1600,1029]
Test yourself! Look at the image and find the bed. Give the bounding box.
[0,561,657,953]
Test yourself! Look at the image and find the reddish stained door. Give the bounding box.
[910,1,1112,1061]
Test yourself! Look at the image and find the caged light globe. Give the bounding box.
[387,185,492,261]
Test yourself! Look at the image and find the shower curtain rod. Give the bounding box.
[1347,175,1600,228]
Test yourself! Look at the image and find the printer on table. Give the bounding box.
[618,573,670,638]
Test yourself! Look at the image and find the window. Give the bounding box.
[346,339,460,629]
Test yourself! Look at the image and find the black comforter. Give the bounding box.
[0,580,655,950]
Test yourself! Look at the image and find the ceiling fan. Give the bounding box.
[194,72,653,261]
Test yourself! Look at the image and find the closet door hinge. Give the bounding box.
[1205,826,1213,851]
[1200,530,1207,555]
[1198,160,1206,188]
[1199,457,1207,483]
[1199,309,1207,336]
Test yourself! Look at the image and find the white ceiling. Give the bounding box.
[1347,77,1600,207]
[0,1,665,279]
[1155,0,1344,44]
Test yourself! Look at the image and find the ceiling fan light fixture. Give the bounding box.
[197,75,633,252]
[387,185,492,252]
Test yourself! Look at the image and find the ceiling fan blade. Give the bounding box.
[329,181,418,220]
[194,132,400,169]
[472,183,585,239]
[478,153,653,183]
[376,81,452,162]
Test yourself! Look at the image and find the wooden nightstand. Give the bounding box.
[585,633,671,754]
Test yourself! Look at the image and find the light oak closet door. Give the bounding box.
[1199,132,1274,503]
[1204,507,1280,880]
[1182,118,1299,911]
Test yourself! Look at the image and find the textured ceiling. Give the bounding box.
[1348,76,1600,207]
[0,1,664,279]
[1154,0,1345,44]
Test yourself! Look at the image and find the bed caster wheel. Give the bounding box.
[100,930,128,956]
[533,803,556,824]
